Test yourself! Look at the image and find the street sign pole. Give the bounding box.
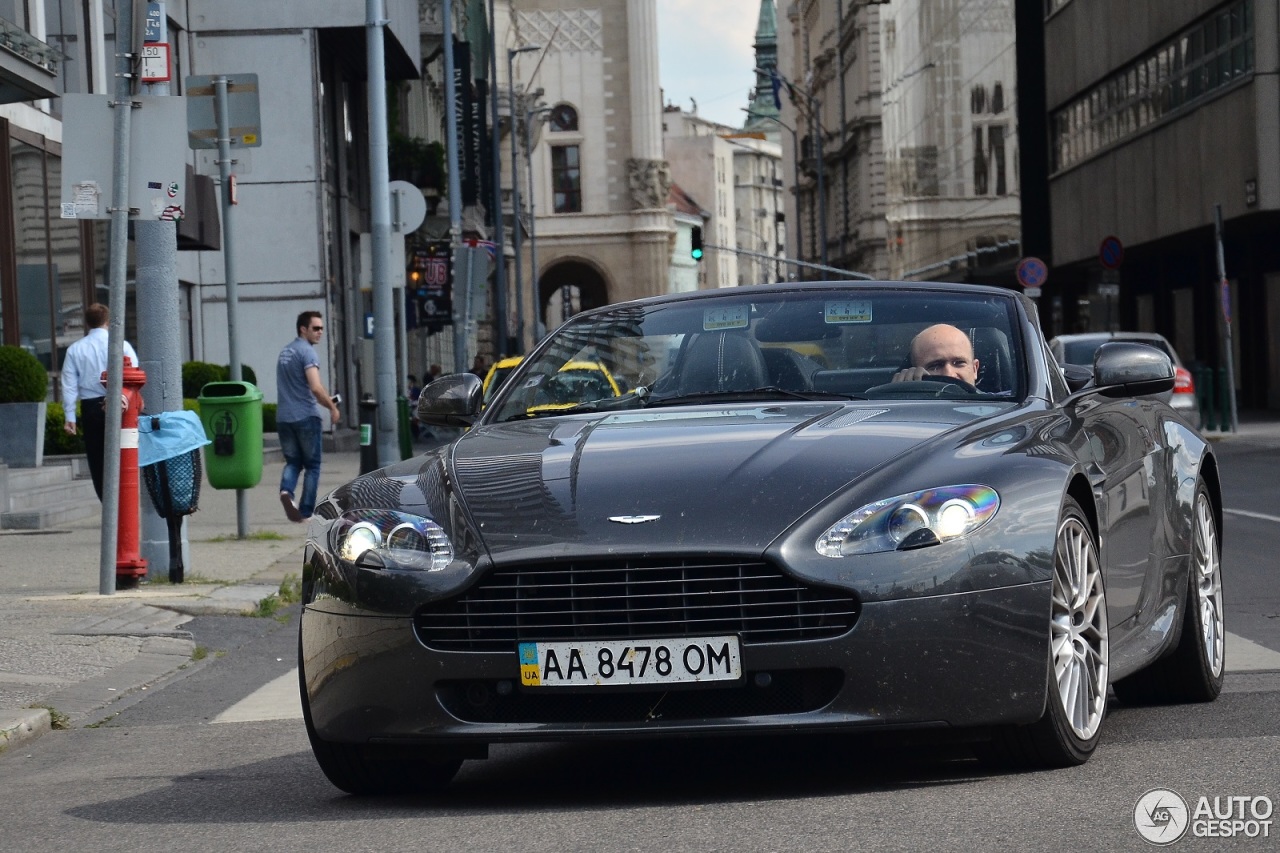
[214,75,250,537]
[136,0,189,576]
[1214,204,1239,433]
[367,0,398,467]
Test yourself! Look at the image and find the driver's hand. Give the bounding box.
[891,366,930,382]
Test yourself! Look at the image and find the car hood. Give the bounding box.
[442,401,1013,560]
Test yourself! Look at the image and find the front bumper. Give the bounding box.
[301,580,1051,745]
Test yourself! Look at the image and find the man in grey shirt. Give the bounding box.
[276,311,340,521]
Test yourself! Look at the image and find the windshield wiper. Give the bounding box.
[501,386,655,421]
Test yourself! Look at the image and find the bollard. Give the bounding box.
[358,395,379,475]
[111,358,148,588]
[1201,368,1217,432]
[397,394,412,460]
[1219,367,1231,432]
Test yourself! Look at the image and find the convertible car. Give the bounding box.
[298,281,1225,795]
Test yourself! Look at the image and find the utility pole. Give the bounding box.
[100,0,135,594]
[487,0,508,355]
[442,0,466,373]
[136,0,187,572]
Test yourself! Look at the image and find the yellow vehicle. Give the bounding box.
[482,356,524,405]
[482,356,621,413]
[527,360,622,413]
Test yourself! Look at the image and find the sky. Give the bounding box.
[655,0,762,129]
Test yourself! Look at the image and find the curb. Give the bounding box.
[0,708,52,756]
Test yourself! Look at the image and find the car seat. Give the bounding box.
[677,331,768,395]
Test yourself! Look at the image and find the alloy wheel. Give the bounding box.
[1051,515,1110,741]
[1193,491,1226,678]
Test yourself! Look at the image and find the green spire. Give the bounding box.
[755,0,777,44]
[744,0,780,131]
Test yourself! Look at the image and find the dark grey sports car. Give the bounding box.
[298,281,1225,795]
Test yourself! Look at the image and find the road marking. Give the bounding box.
[212,668,302,724]
[1224,508,1280,523]
[1227,632,1280,671]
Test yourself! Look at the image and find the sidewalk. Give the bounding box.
[0,447,364,757]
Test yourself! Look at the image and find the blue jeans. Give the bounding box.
[278,416,323,518]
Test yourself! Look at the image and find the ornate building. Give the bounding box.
[495,0,674,337]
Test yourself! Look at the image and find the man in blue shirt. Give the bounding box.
[276,311,340,521]
[61,303,139,501]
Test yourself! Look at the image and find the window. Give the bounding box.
[1050,0,1254,172]
[551,145,581,213]
[549,104,578,132]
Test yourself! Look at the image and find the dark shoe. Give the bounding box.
[280,491,303,523]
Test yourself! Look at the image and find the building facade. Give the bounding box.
[1037,0,1278,409]
[493,0,674,335]
[779,0,888,280]
[0,0,423,424]
[880,0,1020,283]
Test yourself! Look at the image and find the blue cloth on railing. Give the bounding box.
[138,410,211,468]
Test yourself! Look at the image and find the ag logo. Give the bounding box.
[1134,788,1190,845]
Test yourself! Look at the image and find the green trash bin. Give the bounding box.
[197,381,264,489]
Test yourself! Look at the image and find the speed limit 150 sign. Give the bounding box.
[140,43,170,83]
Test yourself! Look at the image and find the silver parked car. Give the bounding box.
[1049,331,1202,430]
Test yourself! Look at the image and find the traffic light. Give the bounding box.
[691,225,704,262]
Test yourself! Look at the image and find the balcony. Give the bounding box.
[0,18,59,104]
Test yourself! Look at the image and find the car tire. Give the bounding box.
[298,631,461,795]
[978,497,1109,769]
[1112,481,1225,705]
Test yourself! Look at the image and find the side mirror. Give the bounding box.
[1093,341,1174,398]
[417,373,483,427]
[1061,362,1092,393]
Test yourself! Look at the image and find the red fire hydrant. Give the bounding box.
[111,357,148,587]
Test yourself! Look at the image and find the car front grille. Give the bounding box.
[414,558,860,652]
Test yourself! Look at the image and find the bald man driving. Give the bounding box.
[891,323,980,386]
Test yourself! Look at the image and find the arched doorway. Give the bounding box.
[538,260,610,329]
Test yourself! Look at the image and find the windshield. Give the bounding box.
[487,288,1026,422]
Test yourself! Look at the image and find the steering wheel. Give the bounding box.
[863,375,978,398]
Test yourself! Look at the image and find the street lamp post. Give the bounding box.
[525,105,552,330]
[754,69,828,272]
[507,45,541,353]
[745,109,800,281]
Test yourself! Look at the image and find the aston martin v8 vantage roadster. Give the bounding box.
[299,281,1225,795]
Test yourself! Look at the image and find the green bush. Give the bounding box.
[228,363,258,387]
[262,402,277,432]
[44,402,86,456]
[182,361,225,398]
[0,345,48,403]
[183,398,200,414]
[182,361,259,397]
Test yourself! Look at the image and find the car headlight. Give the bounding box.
[331,509,454,571]
[816,485,1000,557]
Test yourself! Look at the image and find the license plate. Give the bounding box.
[518,636,742,687]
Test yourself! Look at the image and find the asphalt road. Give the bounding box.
[1,443,1278,852]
